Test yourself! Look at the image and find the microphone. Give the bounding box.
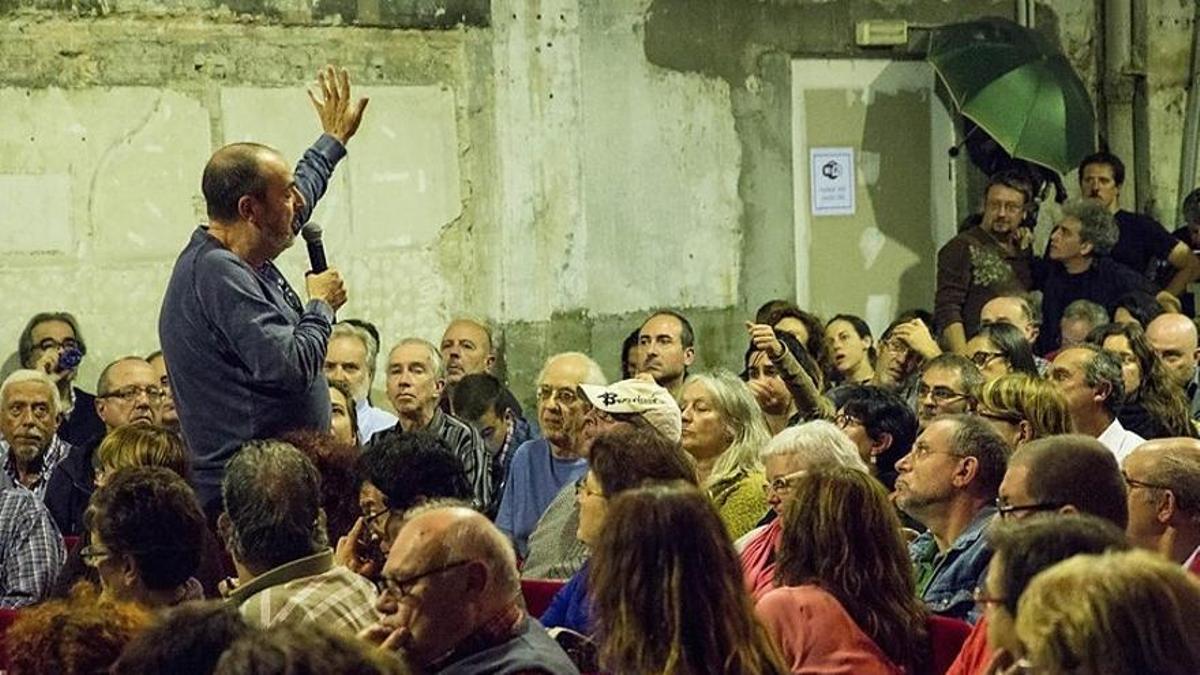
[300,222,327,273]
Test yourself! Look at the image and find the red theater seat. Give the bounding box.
[520,578,566,618]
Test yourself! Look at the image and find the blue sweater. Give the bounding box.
[495,439,588,558]
[539,562,591,635]
[159,135,345,510]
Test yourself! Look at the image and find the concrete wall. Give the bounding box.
[0,0,1195,410]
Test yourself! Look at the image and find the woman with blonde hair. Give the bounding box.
[976,373,1071,448]
[94,424,190,487]
[679,370,772,539]
[758,467,927,674]
[589,483,788,675]
[1016,549,1200,675]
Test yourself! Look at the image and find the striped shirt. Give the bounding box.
[1,435,73,500]
[0,488,66,608]
[370,409,493,511]
[226,549,379,634]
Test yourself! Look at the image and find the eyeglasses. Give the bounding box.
[917,384,967,404]
[977,408,1024,425]
[985,199,1027,215]
[1122,471,1171,492]
[34,338,79,352]
[909,443,966,462]
[379,559,475,599]
[969,351,1007,368]
[761,470,807,496]
[972,586,1006,607]
[575,476,604,499]
[834,412,863,429]
[537,386,580,406]
[99,385,163,403]
[996,499,1064,519]
[80,544,112,568]
[880,338,911,355]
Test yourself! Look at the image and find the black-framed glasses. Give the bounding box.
[996,499,1063,519]
[917,384,967,404]
[1122,471,1171,492]
[98,385,163,403]
[575,476,604,499]
[969,351,1007,368]
[380,559,475,599]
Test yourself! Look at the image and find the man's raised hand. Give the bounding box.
[308,65,369,145]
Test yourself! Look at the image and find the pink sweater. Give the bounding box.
[756,585,904,675]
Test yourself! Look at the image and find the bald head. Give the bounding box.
[1123,438,1200,560]
[201,142,280,223]
[981,295,1038,344]
[379,506,520,665]
[1146,314,1200,388]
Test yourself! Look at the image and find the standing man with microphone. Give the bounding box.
[159,65,368,513]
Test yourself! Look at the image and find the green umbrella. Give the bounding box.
[927,18,1096,175]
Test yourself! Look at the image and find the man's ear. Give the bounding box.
[683,347,696,368]
[485,354,496,372]
[1016,420,1035,445]
[1080,240,1095,258]
[952,456,980,488]
[463,559,488,595]
[1093,380,1114,406]
[1159,490,1180,525]
[236,194,260,224]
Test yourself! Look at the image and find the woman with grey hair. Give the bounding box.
[678,370,772,540]
[1035,199,1160,355]
[739,420,868,601]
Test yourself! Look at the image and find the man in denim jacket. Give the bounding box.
[894,414,1006,623]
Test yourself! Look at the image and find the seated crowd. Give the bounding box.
[6,158,1200,674]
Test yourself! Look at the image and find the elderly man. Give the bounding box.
[45,356,162,536]
[1145,313,1200,418]
[0,486,65,608]
[894,414,1007,623]
[325,321,397,444]
[496,353,604,558]
[16,312,105,447]
[934,171,1035,353]
[1034,199,1157,355]
[915,354,983,430]
[221,440,378,632]
[370,338,491,510]
[1123,438,1200,574]
[637,310,696,401]
[1048,344,1143,460]
[0,370,71,499]
[366,505,578,673]
[521,377,681,580]
[160,66,366,513]
[1057,299,1109,352]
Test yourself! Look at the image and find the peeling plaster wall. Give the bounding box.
[1,0,1198,410]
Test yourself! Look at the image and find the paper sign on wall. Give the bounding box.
[810,147,855,216]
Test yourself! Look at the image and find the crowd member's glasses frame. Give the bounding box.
[977,408,1024,425]
[34,338,79,353]
[834,412,864,429]
[379,559,476,599]
[537,386,580,407]
[98,385,164,403]
[762,470,808,496]
[575,476,604,499]
[972,586,1006,608]
[969,351,1007,369]
[1122,471,1172,492]
[996,499,1063,519]
[80,544,112,568]
[909,444,968,462]
[916,384,967,404]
